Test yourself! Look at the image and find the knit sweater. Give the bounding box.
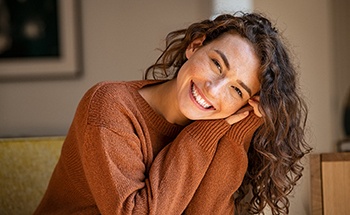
[34,80,262,215]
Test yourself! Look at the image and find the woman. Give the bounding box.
[34,12,311,214]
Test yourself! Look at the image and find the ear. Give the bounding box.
[185,36,206,59]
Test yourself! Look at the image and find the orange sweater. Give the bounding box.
[34,80,262,215]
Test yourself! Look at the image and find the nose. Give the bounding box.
[205,79,228,97]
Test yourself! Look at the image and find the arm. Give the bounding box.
[79,86,232,214]
[184,114,263,214]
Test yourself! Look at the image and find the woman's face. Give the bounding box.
[175,32,260,121]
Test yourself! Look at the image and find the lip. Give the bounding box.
[190,81,215,110]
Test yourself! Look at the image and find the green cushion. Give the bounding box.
[0,137,64,215]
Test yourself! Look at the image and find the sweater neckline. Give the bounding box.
[127,80,184,137]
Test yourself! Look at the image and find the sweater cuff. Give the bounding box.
[226,113,263,143]
[186,119,231,153]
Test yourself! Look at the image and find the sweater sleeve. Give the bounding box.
[146,119,230,214]
[79,83,233,215]
[184,113,263,214]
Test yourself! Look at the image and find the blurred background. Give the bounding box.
[0,0,349,214]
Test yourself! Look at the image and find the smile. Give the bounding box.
[191,82,214,110]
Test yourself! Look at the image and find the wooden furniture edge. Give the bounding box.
[321,152,350,161]
[310,154,323,215]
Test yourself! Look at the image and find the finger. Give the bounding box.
[236,105,253,114]
[248,99,263,117]
[225,110,249,125]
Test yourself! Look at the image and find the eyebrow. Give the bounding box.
[214,49,230,70]
[214,49,252,97]
[237,80,252,97]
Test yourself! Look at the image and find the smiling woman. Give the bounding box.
[34,12,311,215]
[163,32,261,125]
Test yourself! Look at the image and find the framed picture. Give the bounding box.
[0,0,81,80]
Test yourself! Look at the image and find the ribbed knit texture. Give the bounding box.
[34,80,262,215]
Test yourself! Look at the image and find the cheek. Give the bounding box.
[220,98,246,117]
[176,61,197,82]
[185,56,209,75]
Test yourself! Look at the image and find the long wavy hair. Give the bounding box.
[145,12,311,215]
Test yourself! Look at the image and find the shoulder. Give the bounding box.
[78,81,132,114]
[79,80,161,128]
[84,81,140,122]
[82,80,152,107]
[85,80,162,104]
[88,81,133,104]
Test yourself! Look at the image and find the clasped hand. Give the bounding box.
[225,96,262,125]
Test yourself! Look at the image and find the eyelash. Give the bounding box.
[232,86,243,98]
[212,59,222,73]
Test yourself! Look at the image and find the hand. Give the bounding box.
[248,96,263,117]
[225,106,252,125]
[225,96,263,125]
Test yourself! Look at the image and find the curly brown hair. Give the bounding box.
[145,12,311,215]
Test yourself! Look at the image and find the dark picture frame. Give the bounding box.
[0,0,81,80]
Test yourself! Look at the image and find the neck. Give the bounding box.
[139,79,191,126]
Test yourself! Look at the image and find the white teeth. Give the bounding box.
[192,84,211,109]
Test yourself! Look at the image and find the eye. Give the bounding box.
[232,86,243,98]
[211,59,222,73]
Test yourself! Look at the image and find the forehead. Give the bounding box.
[209,32,255,54]
[207,33,260,67]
